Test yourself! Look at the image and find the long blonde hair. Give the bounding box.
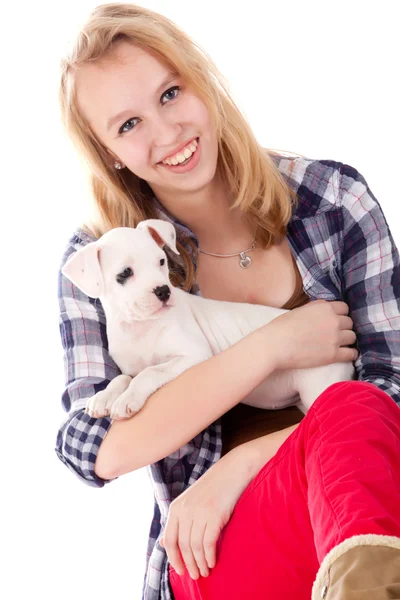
[60,2,298,290]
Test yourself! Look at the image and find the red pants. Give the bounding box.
[169,381,400,599]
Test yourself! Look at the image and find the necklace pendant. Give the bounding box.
[239,252,252,269]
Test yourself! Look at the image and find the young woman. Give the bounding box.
[56,3,400,599]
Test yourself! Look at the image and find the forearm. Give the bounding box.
[95,326,278,479]
[230,423,300,481]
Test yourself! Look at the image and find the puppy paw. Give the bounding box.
[109,390,146,420]
[86,374,132,418]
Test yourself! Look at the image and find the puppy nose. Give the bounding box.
[153,285,171,302]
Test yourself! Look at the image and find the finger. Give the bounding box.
[339,330,357,347]
[337,346,359,363]
[203,520,222,570]
[330,301,350,315]
[179,520,200,580]
[190,520,209,578]
[338,315,354,331]
[163,518,186,576]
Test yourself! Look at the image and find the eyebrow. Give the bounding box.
[106,71,179,132]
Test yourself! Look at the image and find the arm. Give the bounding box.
[160,422,301,578]
[96,298,356,480]
[230,423,300,478]
[94,325,279,479]
[55,240,120,488]
[339,164,400,403]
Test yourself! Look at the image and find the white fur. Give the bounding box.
[62,219,354,420]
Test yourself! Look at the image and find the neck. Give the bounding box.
[151,176,255,254]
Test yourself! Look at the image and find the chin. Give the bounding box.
[179,169,218,193]
[147,304,172,320]
[124,304,160,323]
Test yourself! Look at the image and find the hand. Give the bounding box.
[266,300,358,371]
[160,447,256,580]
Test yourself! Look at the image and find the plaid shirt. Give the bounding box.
[55,154,400,599]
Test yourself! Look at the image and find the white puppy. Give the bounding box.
[62,219,354,420]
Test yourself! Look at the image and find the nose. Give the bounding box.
[149,113,182,151]
[153,285,171,303]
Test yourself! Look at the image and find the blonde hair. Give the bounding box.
[60,2,298,291]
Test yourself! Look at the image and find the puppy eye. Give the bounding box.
[116,267,133,285]
[160,258,165,266]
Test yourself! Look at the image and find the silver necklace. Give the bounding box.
[199,236,257,269]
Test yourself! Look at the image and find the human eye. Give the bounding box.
[161,86,181,105]
[118,117,140,135]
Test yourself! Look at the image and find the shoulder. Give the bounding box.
[59,226,98,270]
[270,152,365,221]
[57,226,101,307]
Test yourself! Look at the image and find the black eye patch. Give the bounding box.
[160,258,165,266]
[116,267,133,285]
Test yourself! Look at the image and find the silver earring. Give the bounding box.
[114,161,123,170]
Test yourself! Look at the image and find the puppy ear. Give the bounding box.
[137,219,180,255]
[61,242,105,298]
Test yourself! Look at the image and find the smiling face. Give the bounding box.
[75,40,220,201]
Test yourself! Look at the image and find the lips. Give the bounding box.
[157,137,198,164]
[157,137,201,173]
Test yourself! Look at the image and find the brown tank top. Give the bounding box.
[220,253,309,456]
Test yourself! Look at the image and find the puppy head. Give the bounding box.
[62,219,180,322]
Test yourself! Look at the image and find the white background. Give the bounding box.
[3,1,399,598]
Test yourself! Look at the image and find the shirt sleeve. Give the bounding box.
[55,241,122,487]
[339,163,400,405]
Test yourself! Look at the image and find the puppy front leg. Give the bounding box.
[86,374,132,418]
[294,361,355,413]
[109,356,202,420]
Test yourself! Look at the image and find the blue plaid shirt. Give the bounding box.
[55,154,400,599]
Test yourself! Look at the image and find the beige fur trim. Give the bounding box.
[312,534,400,599]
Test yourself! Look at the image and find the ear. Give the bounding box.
[61,242,105,298]
[105,148,125,170]
[137,219,180,255]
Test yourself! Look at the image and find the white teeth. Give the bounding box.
[162,139,198,165]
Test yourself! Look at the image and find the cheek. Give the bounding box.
[121,141,148,170]
[112,282,140,309]
[184,93,214,130]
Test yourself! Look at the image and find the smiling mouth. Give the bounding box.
[157,138,199,166]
